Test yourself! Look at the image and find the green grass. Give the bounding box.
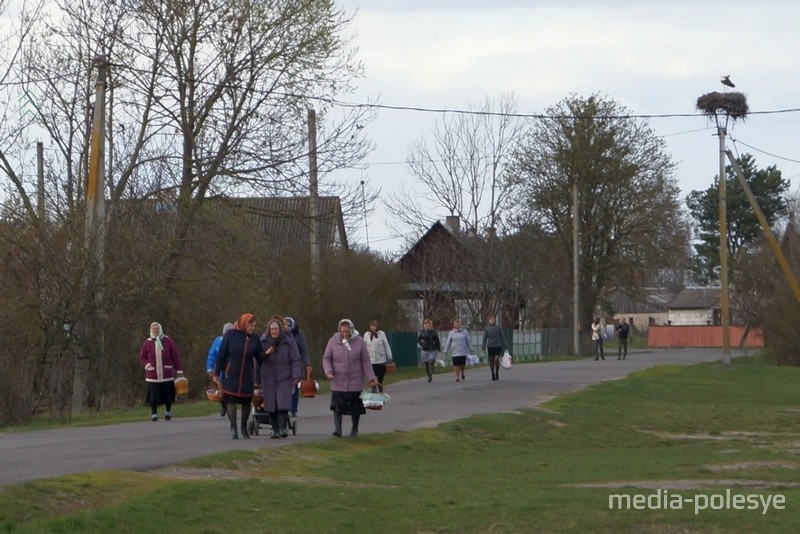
[2,354,798,532]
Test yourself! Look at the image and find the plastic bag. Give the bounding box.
[466,354,480,366]
[500,350,512,369]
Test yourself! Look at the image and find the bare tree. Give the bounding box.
[387,94,523,243]
[0,0,378,416]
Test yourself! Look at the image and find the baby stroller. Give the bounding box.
[247,388,297,437]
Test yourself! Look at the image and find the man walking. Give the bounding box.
[615,318,630,360]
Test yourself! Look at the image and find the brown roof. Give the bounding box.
[666,287,720,309]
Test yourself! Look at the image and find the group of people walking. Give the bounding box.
[420,316,511,383]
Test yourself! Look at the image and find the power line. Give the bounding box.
[730,137,800,165]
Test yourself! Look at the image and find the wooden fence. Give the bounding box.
[647,325,764,348]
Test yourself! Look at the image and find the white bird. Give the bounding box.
[720,75,735,88]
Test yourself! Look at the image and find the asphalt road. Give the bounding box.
[0,348,746,487]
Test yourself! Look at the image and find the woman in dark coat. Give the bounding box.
[257,317,302,438]
[213,313,261,440]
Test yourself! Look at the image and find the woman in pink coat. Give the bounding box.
[323,319,377,437]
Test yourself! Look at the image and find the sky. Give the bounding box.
[330,0,800,254]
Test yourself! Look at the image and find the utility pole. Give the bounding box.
[308,108,320,295]
[360,179,370,249]
[36,141,44,221]
[572,178,581,356]
[73,56,108,414]
[718,126,731,365]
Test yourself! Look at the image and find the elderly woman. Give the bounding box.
[323,319,377,437]
[139,322,184,422]
[213,313,261,440]
[257,317,302,439]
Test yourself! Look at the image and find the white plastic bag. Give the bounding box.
[466,354,480,366]
[500,350,512,369]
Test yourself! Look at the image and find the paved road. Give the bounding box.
[0,348,747,486]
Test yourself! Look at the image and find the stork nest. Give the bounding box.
[696,91,749,119]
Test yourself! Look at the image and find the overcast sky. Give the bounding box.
[331,0,800,254]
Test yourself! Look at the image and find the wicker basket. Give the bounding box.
[174,376,189,396]
[360,383,389,411]
[206,381,223,403]
[299,368,318,398]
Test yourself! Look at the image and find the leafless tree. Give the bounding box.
[387,94,523,244]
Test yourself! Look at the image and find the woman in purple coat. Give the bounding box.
[257,317,301,439]
[323,318,377,437]
[139,321,184,422]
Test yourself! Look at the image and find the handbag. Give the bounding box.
[500,350,512,369]
[385,361,397,374]
[360,383,390,410]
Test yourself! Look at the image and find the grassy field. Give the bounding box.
[1,354,797,533]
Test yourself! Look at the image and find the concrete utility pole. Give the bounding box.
[36,141,44,221]
[308,108,320,295]
[73,56,108,414]
[572,178,581,356]
[718,126,731,365]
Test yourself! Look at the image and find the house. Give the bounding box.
[397,216,476,330]
[665,287,721,326]
[397,216,529,331]
[206,196,348,252]
[606,286,677,333]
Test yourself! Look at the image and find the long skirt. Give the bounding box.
[146,381,175,405]
[330,391,366,415]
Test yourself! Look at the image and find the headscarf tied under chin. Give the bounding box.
[234,313,255,332]
[267,319,283,348]
[149,322,164,351]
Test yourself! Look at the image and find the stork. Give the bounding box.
[720,75,735,88]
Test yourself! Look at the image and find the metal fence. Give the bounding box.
[388,328,574,366]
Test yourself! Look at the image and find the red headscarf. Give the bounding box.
[234,313,256,331]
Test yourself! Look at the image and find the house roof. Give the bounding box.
[666,287,720,309]
[398,220,461,267]
[208,196,348,251]
[607,286,677,314]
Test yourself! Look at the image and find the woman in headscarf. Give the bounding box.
[257,317,302,438]
[213,313,261,439]
[322,319,377,438]
[139,322,184,422]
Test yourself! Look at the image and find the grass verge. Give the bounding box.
[1,354,797,533]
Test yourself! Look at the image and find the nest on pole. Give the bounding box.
[696,91,749,120]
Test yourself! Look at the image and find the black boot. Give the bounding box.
[332,412,343,437]
[350,414,360,437]
[240,404,251,439]
[278,412,288,438]
[227,403,238,439]
[270,413,280,439]
[426,362,433,382]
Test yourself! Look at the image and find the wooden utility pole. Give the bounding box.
[73,56,108,414]
[718,126,731,365]
[308,108,320,295]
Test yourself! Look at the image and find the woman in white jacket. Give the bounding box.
[364,320,393,390]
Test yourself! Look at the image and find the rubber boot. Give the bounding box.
[332,412,343,437]
[240,404,251,439]
[350,413,360,438]
[270,412,280,439]
[278,412,288,438]
[227,403,238,439]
